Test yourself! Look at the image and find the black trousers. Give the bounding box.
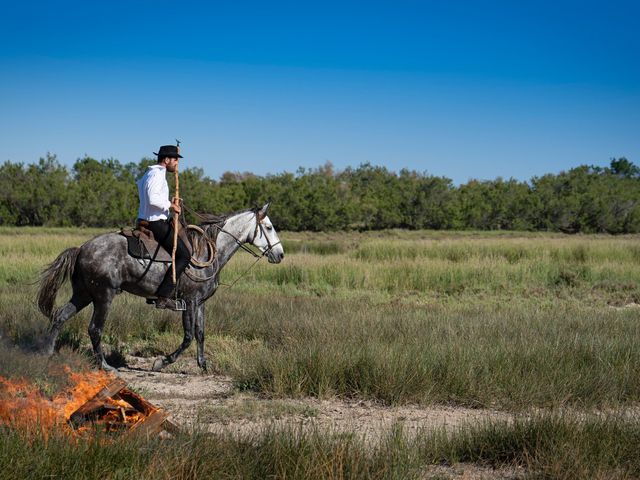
[145,219,191,297]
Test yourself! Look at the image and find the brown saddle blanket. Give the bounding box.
[120,224,193,263]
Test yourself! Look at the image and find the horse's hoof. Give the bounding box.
[101,362,117,372]
[198,359,208,372]
[39,338,56,356]
[152,357,166,372]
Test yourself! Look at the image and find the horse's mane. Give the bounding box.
[198,213,230,226]
[195,208,256,244]
[193,214,228,246]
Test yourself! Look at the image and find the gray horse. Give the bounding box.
[37,203,284,371]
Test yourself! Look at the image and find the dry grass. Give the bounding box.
[1,227,639,478]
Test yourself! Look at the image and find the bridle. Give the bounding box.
[181,205,281,286]
[250,213,282,257]
[212,209,281,260]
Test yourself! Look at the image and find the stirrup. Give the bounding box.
[152,297,187,311]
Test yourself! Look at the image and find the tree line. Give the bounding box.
[1,155,639,233]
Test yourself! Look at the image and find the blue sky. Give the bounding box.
[1,0,638,185]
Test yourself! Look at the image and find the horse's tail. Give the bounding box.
[37,247,81,319]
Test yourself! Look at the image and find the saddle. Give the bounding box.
[120,221,193,263]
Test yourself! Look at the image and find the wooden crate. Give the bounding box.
[68,377,180,437]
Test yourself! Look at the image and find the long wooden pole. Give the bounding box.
[171,143,180,285]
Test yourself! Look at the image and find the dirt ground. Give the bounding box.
[118,355,510,438]
[117,355,523,480]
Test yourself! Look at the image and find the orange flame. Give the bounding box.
[0,367,117,435]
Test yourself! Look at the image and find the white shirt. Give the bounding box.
[137,165,171,221]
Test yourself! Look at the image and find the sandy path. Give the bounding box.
[116,356,510,439]
[116,357,526,479]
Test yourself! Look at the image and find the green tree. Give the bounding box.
[396,170,457,229]
[0,154,70,226]
[67,157,137,227]
[339,163,404,229]
[609,157,640,178]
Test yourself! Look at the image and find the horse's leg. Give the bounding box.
[88,292,116,371]
[195,302,207,371]
[152,300,196,371]
[43,284,91,355]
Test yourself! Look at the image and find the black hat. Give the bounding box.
[154,145,183,159]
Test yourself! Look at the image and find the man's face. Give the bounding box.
[164,157,179,172]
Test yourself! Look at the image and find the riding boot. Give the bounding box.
[154,297,180,310]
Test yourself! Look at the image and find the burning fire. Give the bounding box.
[0,367,153,436]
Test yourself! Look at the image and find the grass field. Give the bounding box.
[1,227,639,478]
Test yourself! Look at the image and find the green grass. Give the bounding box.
[1,229,640,409]
[2,227,640,477]
[232,237,640,303]
[212,294,640,409]
[419,412,640,479]
[2,413,639,479]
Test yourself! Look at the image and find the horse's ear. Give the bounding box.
[257,202,271,221]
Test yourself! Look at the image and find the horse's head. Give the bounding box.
[251,203,285,264]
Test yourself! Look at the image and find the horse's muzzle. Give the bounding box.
[267,250,284,264]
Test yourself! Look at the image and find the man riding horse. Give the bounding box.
[137,144,191,310]
[39,140,285,370]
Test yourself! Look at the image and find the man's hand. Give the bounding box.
[171,197,181,214]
